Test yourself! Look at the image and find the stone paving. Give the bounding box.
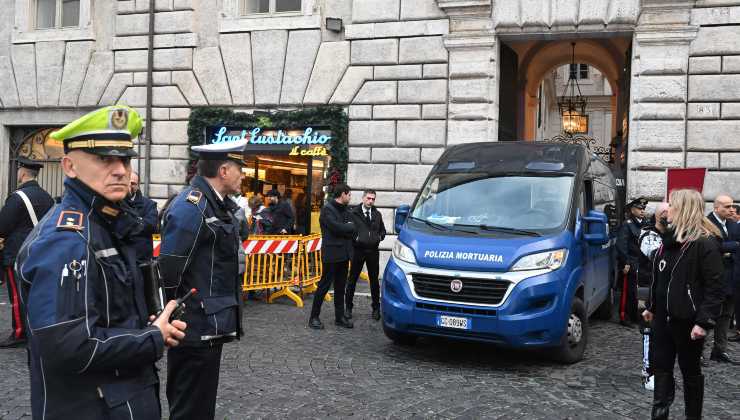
[0,285,738,419]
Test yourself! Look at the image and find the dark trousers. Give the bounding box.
[619,271,639,323]
[711,296,735,353]
[310,260,349,320]
[346,248,380,311]
[5,265,25,339]
[652,316,703,377]
[167,344,223,420]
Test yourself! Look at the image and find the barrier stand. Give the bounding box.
[243,235,303,307]
[298,234,331,301]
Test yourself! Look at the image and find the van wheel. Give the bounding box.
[383,324,417,346]
[594,288,614,321]
[553,297,588,364]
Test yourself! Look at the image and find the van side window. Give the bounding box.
[590,157,618,231]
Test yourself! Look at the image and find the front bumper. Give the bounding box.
[381,257,569,348]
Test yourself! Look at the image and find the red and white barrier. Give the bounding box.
[304,237,322,253]
[243,238,300,255]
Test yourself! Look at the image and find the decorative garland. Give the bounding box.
[186,106,348,191]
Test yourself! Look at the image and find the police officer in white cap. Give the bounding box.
[158,139,247,420]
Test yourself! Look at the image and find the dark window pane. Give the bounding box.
[243,0,269,13]
[36,0,56,29]
[62,0,80,27]
[275,0,301,12]
[579,64,588,79]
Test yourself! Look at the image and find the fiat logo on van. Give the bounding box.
[450,279,463,293]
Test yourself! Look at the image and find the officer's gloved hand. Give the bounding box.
[150,300,187,347]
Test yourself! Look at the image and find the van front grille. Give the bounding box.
[411,274,509,305]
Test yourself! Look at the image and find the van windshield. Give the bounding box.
[410,173,574,234]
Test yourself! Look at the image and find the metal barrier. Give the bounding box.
[242,235,303,307]
[298,234,323,296]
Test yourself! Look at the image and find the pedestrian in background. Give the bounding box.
[308,184,356,330]
[266,189,294,234]
[642,189,725,420]
[127,171,159,264]
[346,190,386,321]
[159,140,247,420]
[617,197,650,327]
[0,157,54,348]
[248,195,273,235]
[731,204,740,342]
[705,195,739,364]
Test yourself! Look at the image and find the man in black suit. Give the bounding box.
[706,194,739,364]
[346,190,386,321]
[308,184,356,330]
[0,157,54,347]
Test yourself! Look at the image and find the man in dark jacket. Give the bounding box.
[706,195,739,364]
[266,189,294,234]
[127,171,159,264]
[308,184,356,330]
[0,157,54,348]
[345,190,386,321]
[16,106,186,419]
[616,197,650,327]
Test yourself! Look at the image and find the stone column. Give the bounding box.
[627,0,697,202]
[437,0,499,145]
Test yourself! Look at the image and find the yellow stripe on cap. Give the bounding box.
[66,140,135,150]
[228,153,244,161]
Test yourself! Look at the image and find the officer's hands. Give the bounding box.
[623,265,631,274]
[690,325,706,341]
[642,310,653,322]
[151,300,187,347]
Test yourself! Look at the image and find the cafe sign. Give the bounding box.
[206,126,331,156]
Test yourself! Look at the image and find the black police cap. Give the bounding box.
[626,197,648,210]
[17,157,44,171]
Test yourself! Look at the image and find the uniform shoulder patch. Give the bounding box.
[186,190,203,205]
[56,210,84,231]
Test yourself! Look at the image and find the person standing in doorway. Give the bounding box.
[346,190,386,321]
[642,189,725,420]
[308,184,356,330]
[0,157,54,348]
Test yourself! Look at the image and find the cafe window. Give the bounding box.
[241,0,302,14]
[35,0,80,29]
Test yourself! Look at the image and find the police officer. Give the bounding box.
[127,171,159,264]
[15,106,187,419]
[617,197,650,327]
[0,157,54,348]
[158,139,247,420]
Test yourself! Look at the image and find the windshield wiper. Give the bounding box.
[454,224,542,237]
[409,217,477,234]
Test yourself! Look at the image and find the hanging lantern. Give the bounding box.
[557,43,588,136]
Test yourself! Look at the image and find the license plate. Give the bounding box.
[438,315,470,330]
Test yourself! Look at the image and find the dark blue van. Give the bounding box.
[382,142,619,363]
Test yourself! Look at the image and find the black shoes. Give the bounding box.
[345,307,353,320]
[308,318,324,330]
[335,316,354,328]
[372,308,380,321]
[0,335,26,348]
[710,350,738,365]
[650,372,675,420]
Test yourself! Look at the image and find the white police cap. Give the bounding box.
[191,138,247,164]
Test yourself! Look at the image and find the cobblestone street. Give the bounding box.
[0,287,738,419]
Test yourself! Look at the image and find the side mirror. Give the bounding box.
[395,204,410,233]
[582,210,609,245]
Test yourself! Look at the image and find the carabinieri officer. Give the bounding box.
[15,106,187,419]
[158,138,247,420]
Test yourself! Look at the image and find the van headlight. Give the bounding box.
[511,249,567,272]
[392,240,417,264]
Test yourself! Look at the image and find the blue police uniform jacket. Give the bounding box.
[16,178,165,420]
[0,180,54,266]
[158,175,243,346]
[126,190,158,264]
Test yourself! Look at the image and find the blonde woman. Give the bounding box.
[642,189,725,420]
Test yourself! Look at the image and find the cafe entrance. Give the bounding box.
[241,153,328,235]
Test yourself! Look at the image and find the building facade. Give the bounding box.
[2,0,740,266]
